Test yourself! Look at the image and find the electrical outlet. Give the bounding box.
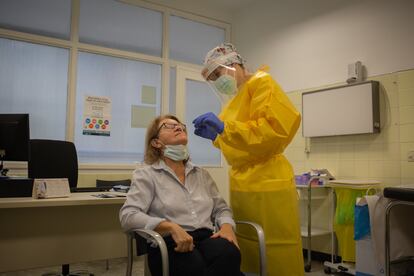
[408,151,414,162]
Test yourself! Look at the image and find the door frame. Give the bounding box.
[175,65,230,201]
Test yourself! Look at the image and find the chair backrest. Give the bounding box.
[28,139,78,190]
[96,179,131,190]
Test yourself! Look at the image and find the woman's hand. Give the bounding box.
[211,223,239,249]
[170,223,194,252]
[156,221,194,252]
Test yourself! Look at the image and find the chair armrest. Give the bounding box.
[126,229,169,276]
[235,221,267,276]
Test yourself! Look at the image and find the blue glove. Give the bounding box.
[194,125,218,141]
[192,112,224,134]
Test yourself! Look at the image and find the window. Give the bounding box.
[79,0,163,55]
[169,15,226,64]
[75,52,162,164]
[169,67,177,115]
[0,38,68,140]
[185,80,221,165]
[0,1,230,166]
[0,0,71,39]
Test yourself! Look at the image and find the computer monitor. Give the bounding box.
[0,114,30,176]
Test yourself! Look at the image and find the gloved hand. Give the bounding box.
[194,125,218,141]
[192,112,224,134]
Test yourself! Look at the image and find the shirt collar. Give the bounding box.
[151,159,198,175]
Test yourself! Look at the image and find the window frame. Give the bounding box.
[0,0,231,170]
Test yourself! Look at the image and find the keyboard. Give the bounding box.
[71,187,108,193]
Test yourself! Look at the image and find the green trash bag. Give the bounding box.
[334,187,371,225]
[333,187,372,261]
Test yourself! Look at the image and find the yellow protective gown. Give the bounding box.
[213,70,304,276]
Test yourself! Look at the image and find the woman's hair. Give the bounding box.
[144,114,183,164]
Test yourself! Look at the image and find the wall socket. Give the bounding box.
[408,151,414,162]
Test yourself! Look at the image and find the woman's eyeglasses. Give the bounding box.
[155,122,186,137]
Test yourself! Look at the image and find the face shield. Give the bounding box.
[202,44,245,104]
[202,60,238,104]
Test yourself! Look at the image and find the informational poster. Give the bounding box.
[82,96,111,136]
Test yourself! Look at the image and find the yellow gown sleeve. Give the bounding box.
[215,74,301,156]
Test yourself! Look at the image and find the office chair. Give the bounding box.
[28,139,78,191]
[28,139,93,276]
[125,221,267,276]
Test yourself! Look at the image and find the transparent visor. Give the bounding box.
[202,64,238,104]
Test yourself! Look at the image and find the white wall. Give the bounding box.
[231,0,414,255]
[232,0,414,92]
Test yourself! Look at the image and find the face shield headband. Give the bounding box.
[202,52,239,81]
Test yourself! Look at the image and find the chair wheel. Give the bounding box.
[324,267,332,274]
[304,264,311,272]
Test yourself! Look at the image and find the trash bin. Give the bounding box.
[328,180,380,263]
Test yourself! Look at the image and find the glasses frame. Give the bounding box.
[154,122,186,138]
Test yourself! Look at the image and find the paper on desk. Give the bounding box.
[92,193,126,198]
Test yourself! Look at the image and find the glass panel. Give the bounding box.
[169,15,225,65]
[0,0,71,39]
[0,38,69,140]
[169,67,176,114]
[75,52,162,164]
[79,0,162,56]
[185,80,221,165]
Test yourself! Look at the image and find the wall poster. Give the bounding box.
[82,96,111,136]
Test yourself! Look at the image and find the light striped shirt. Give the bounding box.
[119,160,235,233]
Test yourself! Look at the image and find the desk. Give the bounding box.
[0,192,127,272]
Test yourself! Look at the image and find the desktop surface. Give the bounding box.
[0,191,126,208]
[0,177,120,197]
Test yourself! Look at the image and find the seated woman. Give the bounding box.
[119,114,243,276]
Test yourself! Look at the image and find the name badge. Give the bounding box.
[32,178,71,199]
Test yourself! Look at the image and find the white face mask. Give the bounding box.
[163,144,189,161]
[213,74,237,95]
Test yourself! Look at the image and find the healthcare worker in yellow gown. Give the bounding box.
[193,43,304,276]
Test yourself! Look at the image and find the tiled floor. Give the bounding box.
[0,257,145,276]
[1,258,349,276]
[305,260,356,276]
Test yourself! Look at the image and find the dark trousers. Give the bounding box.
[147,228,243,276]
